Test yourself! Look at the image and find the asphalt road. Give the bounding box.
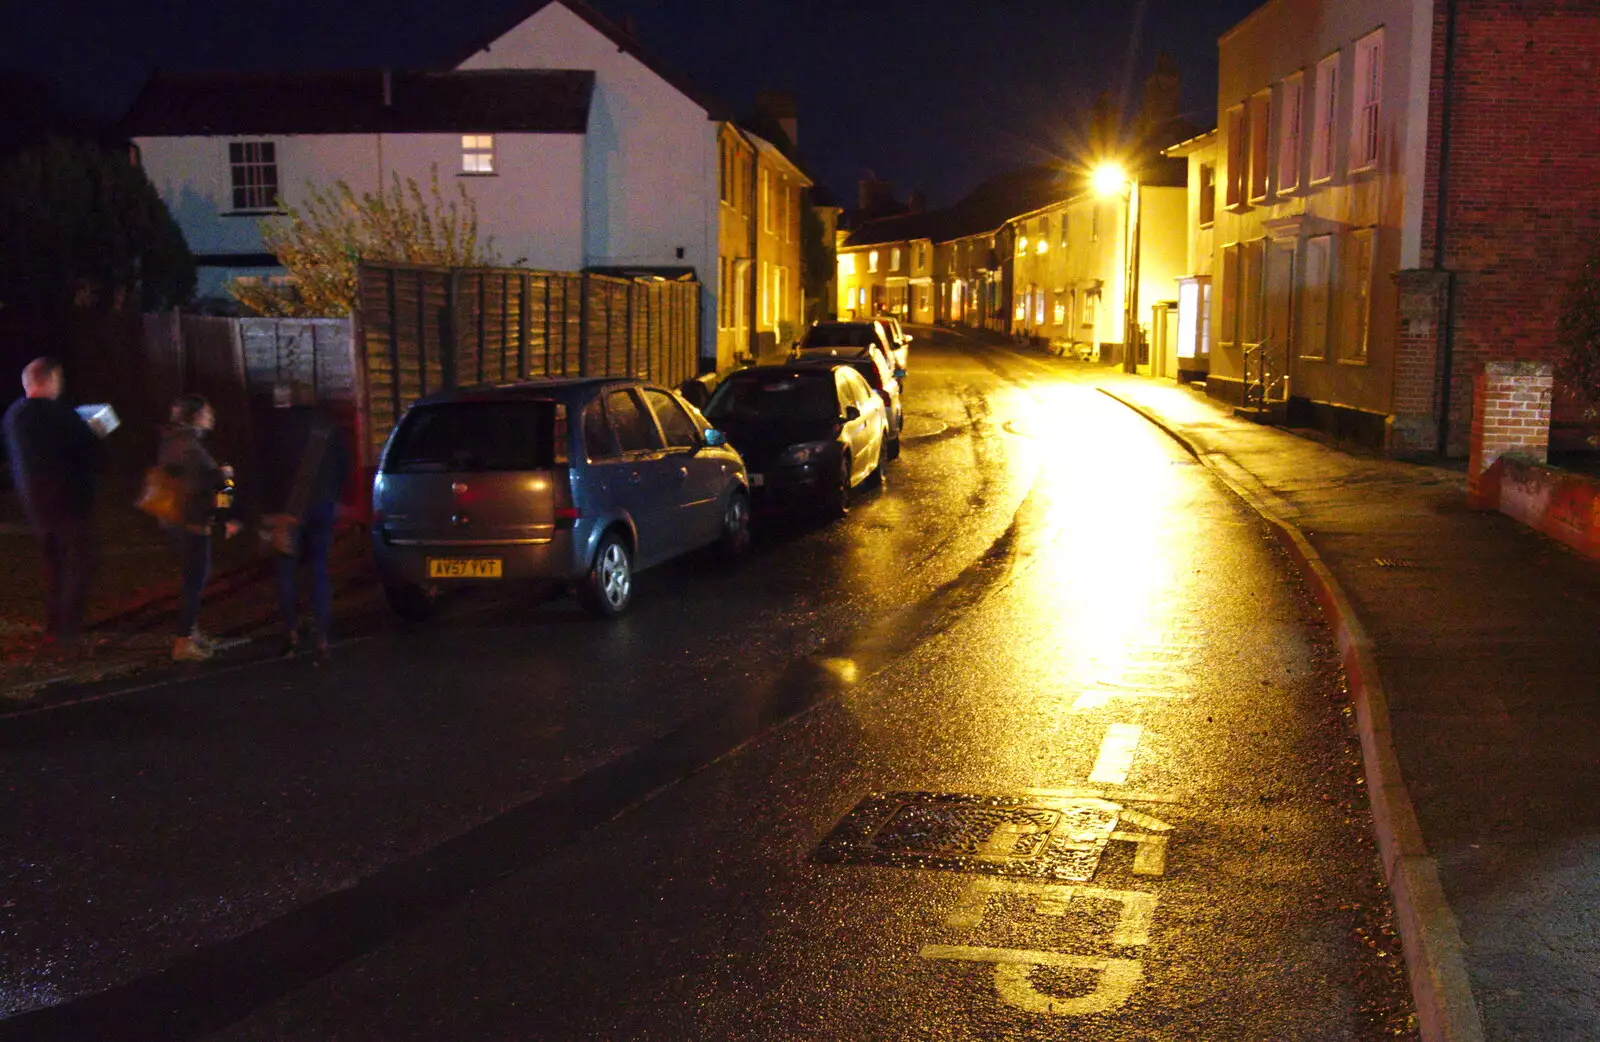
[0,329,1416,1040]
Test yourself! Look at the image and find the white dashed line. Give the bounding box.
[1087,723,1143,785]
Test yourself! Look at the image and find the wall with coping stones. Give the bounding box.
[1468,360,1552,508]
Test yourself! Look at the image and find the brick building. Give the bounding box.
[1208,0,1600,455]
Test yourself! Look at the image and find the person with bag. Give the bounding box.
[1,357,106,648]
[256,383,349,660]
[158,394,241,662]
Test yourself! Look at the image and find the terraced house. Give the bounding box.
[1206,0,1600,454]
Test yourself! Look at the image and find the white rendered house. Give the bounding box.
[124,0,808,370]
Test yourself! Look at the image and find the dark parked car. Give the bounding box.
[792,350,902,461]
[703,363,889,516]
[372,377,749,619]
[792,321,901,379]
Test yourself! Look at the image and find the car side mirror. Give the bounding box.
[894,367,907,381]
[703,428,728,447]
[904,334,914,343]
[844,405,861,422]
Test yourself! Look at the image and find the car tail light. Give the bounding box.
[554,506,580,530]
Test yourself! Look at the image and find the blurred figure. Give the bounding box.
[159,395,241,662]
[257,383,350,660]
[1,357,105,647]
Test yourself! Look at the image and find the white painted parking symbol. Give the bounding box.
[921,946,1143,1015]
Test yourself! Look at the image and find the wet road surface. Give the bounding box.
[0,329,1415,1039]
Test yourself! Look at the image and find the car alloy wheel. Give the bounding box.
[579,532,634,617]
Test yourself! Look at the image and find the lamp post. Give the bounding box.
[1092,164,1142,374]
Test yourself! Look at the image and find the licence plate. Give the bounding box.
[750,473,765,487]
[427,557,503,579]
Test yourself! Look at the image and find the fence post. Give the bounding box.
[626,283,636,377]
[519,273,532,379]
[444,268,462,388]
[578,272,590,377]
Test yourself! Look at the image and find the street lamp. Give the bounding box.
[1092,163,1141,374]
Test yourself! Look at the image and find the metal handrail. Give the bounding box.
[1242,339,1289,410]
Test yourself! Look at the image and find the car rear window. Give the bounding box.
[706,374,839,424]
[800,325,878,349]
[384,400,567,473]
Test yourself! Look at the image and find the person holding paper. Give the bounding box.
[2,357,106,647]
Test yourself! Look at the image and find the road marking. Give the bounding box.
[1022,786,1179,804]
[1110,831,1169,876]
[1087,724,1142,785]
[1071,688,1191,712]
[942,877,1156,946]
[920,945,1143,1015]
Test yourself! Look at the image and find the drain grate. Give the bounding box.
[1372,557,1422,568]
[816,791,1127,882]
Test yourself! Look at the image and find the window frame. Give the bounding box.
[642,388,702,450]
[1198,162,1216,227]
[1299,234,1333,360]
[460,134,496,176]
[1340,228,1376,364]
[1225,104,1248,211]
[1276,72,1304,195]
[228,140,280,212]
[1311,50,1341,184]
[1350,30,1384,174]
[1248,90,1272,203]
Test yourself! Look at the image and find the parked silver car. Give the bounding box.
[372,377,750,619]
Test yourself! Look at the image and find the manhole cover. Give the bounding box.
[817,791,1126,882]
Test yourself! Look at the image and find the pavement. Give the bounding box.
[955,328,1592,1041]
[0,474,376,708]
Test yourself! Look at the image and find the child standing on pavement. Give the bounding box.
[158,395,241,662]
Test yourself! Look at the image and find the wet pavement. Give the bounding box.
[1,329,1415,1039]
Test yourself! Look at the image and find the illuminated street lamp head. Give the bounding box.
[1091,163,1129,197]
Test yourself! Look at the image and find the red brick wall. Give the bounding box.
[1467,360,1553,507]
[1422,1,1600,456]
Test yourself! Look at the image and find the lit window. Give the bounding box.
[1017,236,1028,256]
[1035,238,1049,255]
[1059,214,1068,249]
[1277,73,1303,193]
[869,251,879,273]
[461,134,496,175]
[228,141,279,210]
[839,254,856,276]
[1311,51,1340,182]
[1053,299,1066,325]
[1198,163,1216,225]
[1351,31,1383,172]
[891,248,901,271]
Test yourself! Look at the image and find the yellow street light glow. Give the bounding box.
[1092,163,1129,197]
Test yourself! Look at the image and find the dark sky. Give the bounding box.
[1,0,1262,206]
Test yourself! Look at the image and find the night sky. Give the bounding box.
[3,0,1263,206]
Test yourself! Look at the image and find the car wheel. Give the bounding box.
[385,582,436,623]
[579,531,634,618]
[718,489,752,557]
[825,452,851,517]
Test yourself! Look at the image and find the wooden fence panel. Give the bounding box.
[354,261,700,457]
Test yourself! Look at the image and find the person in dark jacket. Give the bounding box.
[1,357,106,646]
[158,394,241,662]
[256,384,350,659]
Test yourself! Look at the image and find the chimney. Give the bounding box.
[755,90,799,150]
[858,173,894,214]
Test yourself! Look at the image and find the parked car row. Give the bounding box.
[370,322,910,620]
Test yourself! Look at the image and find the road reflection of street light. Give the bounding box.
[1092,163,1141,375]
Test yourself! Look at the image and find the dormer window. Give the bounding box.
[461,134,496,175]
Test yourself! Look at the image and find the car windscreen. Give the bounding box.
[800,325,878,349]
[705,374,838,425]
[384,400,566,473]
